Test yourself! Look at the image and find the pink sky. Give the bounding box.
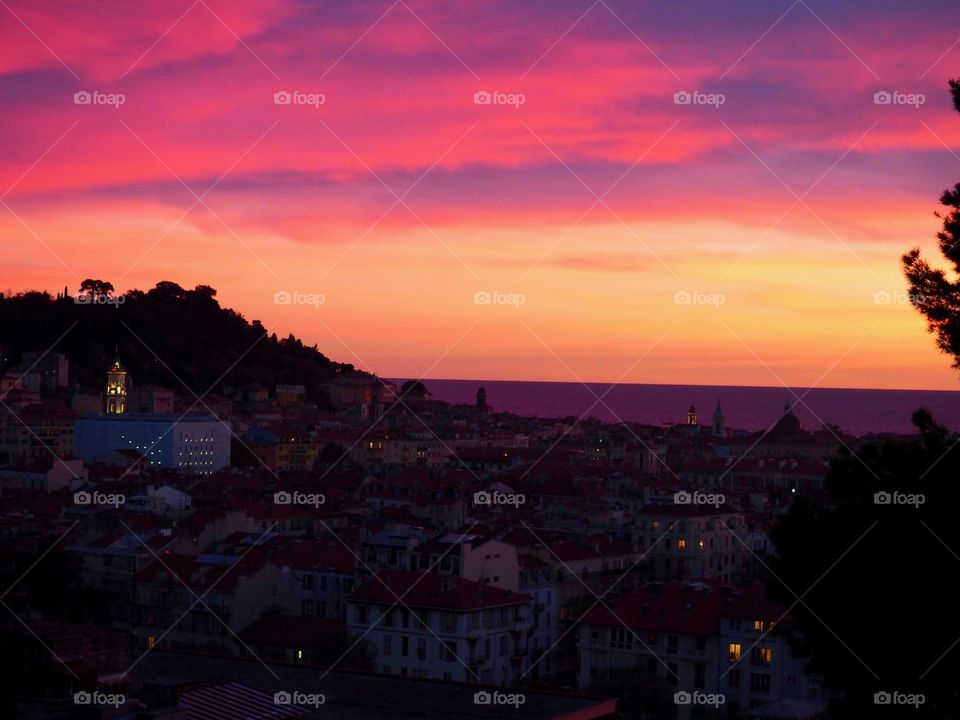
[3,0,960,390]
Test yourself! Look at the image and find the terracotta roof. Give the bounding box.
[583,582,783,635]
[350,570,531,611]
[271,540,355,574]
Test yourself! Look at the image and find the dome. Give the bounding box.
[772,408,802,435]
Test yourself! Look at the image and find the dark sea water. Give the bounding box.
[399,379,960,436]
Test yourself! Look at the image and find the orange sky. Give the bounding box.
[2,0,960,390]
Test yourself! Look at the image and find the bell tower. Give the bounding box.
[712,400,725,437]
[687,403,697,426]
[106,358,128,414]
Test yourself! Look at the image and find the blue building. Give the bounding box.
[75,414,231,474]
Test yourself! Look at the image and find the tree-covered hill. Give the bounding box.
[0,280,352,406]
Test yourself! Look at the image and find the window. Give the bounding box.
[441,640,457,662]
[728,642,742,663]
[752,647,773,666]
[750,673,771,693]
[728,669,740,688]
[753,619,773,632]
[356,605,368,624]
[383,635,392,656]
[401,636,409,657]
[417,638,427,660]
[677,539,686,551]
[609,628,632,650]
[667,635,678,654]
[383,609,393,627]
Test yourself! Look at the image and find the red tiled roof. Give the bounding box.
[583,582,783,635]
[271,540,355,574]
[350,570,531,611]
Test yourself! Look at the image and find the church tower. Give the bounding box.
[105,358,128,414]
[687,403,697,426]
[476,386,488,415]
[712,399,725,437]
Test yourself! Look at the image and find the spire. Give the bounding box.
[712,399,725,437]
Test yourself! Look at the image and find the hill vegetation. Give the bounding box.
[0,280,352,406]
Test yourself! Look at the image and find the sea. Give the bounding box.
[394,380,960,436]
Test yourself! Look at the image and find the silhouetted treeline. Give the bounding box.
[0,281,351,406]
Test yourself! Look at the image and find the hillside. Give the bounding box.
[0,281,352,406]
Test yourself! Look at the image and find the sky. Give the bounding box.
[2,0,960,390]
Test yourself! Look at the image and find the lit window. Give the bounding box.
[728,642,741,663]
[677,539,686,551]
[753,646,773,665]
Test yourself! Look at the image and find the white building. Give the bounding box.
[75,414,231,473]
[578,581,826,717]
[348,570,533,685]
[519,555,560,681]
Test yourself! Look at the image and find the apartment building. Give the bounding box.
[348,570,533,685]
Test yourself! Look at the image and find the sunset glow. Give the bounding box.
[3,0,960,389]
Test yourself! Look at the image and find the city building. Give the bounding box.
[20,350,69,392]
[578,582,826,717]
[75,413,231,473]
[635,505,748,583]
[348,570,533,684]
